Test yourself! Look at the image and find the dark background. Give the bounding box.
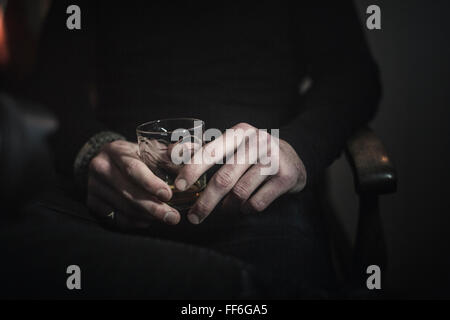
[1,0,450,298]
[328,0,450,297]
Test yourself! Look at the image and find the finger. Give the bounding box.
[88,174,180,225]
[175,123,257,192]
[88,175,149,220]
[187,138,255,224]
[101,143,172,201]
[87,194,151,230]
[187,164,251,224]
[222,163,269,212]
[244,175,295,213]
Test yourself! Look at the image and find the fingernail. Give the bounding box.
[187,213,200,225]
[176,178,187,191]
[156,189,170,200]
[163,211,179,225]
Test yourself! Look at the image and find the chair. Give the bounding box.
[324,127,397,294]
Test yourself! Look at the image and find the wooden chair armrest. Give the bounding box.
[346,127,397,195]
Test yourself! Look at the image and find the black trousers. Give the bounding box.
[0,185,335,299]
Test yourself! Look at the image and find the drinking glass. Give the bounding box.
[136,118,206,210]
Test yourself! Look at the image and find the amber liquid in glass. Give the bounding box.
[168,175,206,210]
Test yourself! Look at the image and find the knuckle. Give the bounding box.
[100,142,112,153]
[231,182,250,201]
[235,122,253,130]
[138,175,159,193]
[146,202,163,217]
[142,180,157,193]
[107,139,125,151]
[213,169,234,189]
[124,159,141,176]
[278,169,297,187]
[248,198,266,212]
[135,199,156,216]
[89,156,109,174]
[194,199,211,216]
[102,140,118,154]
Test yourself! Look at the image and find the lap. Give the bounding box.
[192,192,335,298]
[0,191,253,298]
[0,186,335,298]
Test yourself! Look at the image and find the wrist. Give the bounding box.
[73,131,126,189]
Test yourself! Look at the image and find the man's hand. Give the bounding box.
[87,140,181,228]
[174,123,307,224]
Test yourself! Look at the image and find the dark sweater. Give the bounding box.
[29,0,381,187]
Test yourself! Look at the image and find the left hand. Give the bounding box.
[174,123,307,224]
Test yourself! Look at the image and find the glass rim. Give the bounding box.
[136,118,205,135]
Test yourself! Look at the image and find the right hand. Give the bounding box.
[86,140,181,228]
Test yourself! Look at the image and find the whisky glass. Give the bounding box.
[136,118,206,211]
